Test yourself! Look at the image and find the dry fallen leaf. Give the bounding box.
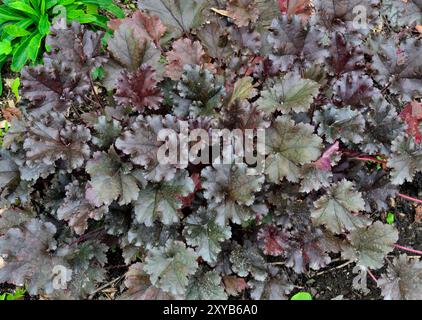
[211,7,230,17]
[223,275,248,296]
[2,105,22,122]
[416,25,422,34]
[101,287,117,299]
[415,205,422,223]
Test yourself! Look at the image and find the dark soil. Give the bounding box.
[309,264,381,300]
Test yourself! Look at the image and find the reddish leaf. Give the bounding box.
[258,225,289,256]
[226,0,260,27]
[278,0,312,17]
[108,11,166,45]
[165,38,206,80]
[223,275,248,296]
[400,101,422,144]
[178,173,201,208]
[115,65,163,111]
[314,141,340,171]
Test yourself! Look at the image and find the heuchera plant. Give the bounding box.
[0,0,421,300]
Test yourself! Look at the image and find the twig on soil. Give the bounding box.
[89,76,104,109]
[67,227,104,246]
[88,275,124,300]
[293,285,305,289]
[313,260,353,277]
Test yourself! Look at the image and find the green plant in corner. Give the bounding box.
[0,0,124,95]
[291,292,313,300]
[0,287,26,300]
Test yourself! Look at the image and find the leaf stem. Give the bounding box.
[67,227,104,246]
[367,269,378,283]
[394,244,422,255]
[89,75,104,109]
[353,156,386,164]
[397,193,422,204]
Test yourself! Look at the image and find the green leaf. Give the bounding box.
[91,66,105,80]
[3,24,31,38]
[133,171,194,226]
[386,212,395,225]
[342,222,399,269]
[6,2,39,18]
[57,0,75,5]
[143,240,198,296]
[313,105,365,145]
[38,14,50,35]
[40,0,46,13]
[84,3,98,15]
[11,35,32,72]
[0,7,25,21]
[27,33,43,62]
[230,241,267,281]
[0,62,3,95]
[183,207,232,265]
[89,15,107,29]
[311,179,370,234]
[291,292,313,300]
[186,269,227,300]
[11,77,20,100]
[388,133,422,185]
[86,147,143,207]
[67,9,97,23]
[202,164,266,225]
[82,0,124,18]
[91,115,122,149]
[29,0,41,12]
[3,287,26,300]
[176,65,225,117]
[46,0,58,9]
[0,40,12,55]
[265,116,322,183]
[227,76,257,106]
[102,3,124,18]
[258,72,320,114]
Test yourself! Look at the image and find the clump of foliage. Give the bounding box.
[0,0,124,94]
[0,286,26,300]
[0,0,421,300]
